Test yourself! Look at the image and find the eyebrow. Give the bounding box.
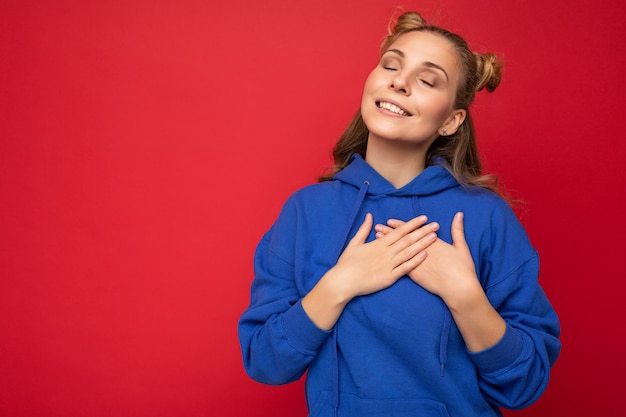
[383,48,449,81]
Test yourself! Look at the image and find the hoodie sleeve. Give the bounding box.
[238,200,332,385]
[467,203,561,409]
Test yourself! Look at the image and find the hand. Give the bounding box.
[331,213,439,301]
[375,212,482,307]
[375,212,507,352]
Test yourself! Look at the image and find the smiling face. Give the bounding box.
[360,30,466,148]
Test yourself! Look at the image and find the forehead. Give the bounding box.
[385,31,459,73]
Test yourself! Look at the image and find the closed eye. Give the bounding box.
[380,57,400,72]
[420,79,434,87]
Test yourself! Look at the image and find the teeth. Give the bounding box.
[378,101,410,116]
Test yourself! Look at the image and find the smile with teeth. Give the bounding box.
[377,101,412,116]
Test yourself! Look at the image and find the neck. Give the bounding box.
[364,135,430,189]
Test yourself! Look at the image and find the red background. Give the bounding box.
[1,0,624,415]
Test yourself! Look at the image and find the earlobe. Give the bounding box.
[440,109,467,136]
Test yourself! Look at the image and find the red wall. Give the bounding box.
[1,0,624,415]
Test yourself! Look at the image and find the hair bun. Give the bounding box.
[390,11,427,34]
[474,52,502,92]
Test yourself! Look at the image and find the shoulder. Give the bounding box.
[289,180,344,202]
[450,185,519,225]
[449,185,534,254]
[454,187,538,285]
[278,180,354,218]
[263,181,351,262]
[454,184,507,207]
[270,180,349,232]
[274,182,335,211]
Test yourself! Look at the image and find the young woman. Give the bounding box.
[238,11,561,417]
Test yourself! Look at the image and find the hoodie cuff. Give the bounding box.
[468,324,525,374]
[281,299,332,354]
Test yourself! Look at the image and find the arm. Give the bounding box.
[375,212,561,408]
[238,232,329,385]
[239,209,438,384]
[470,255,561,409]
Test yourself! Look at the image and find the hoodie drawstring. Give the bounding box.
[331,180,369,417]
[332,329,339,417]
[439,308,452,376]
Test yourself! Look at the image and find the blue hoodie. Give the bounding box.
[239,154,561,417]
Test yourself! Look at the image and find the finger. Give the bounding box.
[451,212,468,249]
[374,224,394,237]
[393,231,437,264]
[394,249,428,276]
[386,218,405,227]
[347,213,373,247]
[381,215,428,245]
[402,221,439,245]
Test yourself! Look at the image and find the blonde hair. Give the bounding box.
[320,11,504,195]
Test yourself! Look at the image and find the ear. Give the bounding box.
[438,109,466,136]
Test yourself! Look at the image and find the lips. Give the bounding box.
[376,100,412,116]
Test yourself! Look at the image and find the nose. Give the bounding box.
[390,72,410,95]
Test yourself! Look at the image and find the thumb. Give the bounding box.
[347,213,373,247]
[451,212,468,249]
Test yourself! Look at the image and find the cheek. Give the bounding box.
[419,96,454,124]
[360,73,379,111]
[362,71,380,97]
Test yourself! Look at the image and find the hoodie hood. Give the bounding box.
[334,154,460,197]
